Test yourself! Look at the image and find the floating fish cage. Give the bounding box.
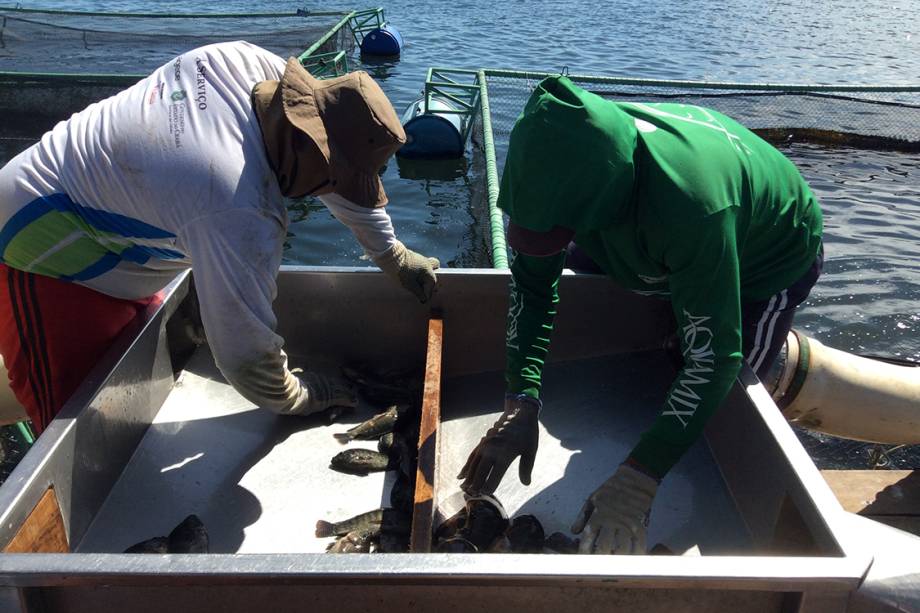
[446,68,920,269]
[0,267,897,611]
[0,5,367,161]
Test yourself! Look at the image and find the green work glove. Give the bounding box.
[297,371,358,415]
[373,240,440,303]
[571,463,659,555]
[458,394,540,494]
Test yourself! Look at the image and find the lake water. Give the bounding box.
[2,0,919,468]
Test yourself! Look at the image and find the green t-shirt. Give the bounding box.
[501,78,822,479]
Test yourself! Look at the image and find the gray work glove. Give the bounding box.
[458,394,540,494]
[295,371,358,416]
[372,240,439,303]
[571,463,659,555]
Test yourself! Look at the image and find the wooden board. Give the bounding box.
[821,470,920,515]
[821,469,920,537]
[410,315,443,553]
[4,487,69,553]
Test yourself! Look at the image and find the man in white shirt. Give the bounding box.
[0,41,438,433]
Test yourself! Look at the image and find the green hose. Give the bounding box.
[15,421,34,446]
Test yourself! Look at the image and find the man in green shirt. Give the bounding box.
[458,76,823,555]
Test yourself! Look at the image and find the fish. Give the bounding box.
[374,530,410,553]
[434,508,467,542]
[315,508,411,538]
[434,536,478,553]
[543,531,579,554]
[124,536,169,554]
[387,431,415,477]
[486,534,513,553]
[377,431,396,453]
[334,405,409,443]
[326,528,376,553]
[459,495,508,551]
[329,448,397,476]
[506,514,545,554]
[167,514,209,554]
[341,364,422,406]
[390,470,416,513]
[649,543,675,555]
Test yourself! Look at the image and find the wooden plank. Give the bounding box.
[821,470,920,515]
[4,487,69,553]
[410,315,443,553]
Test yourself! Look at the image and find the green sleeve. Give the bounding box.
[505,251,566,399]
[629,209,744,479]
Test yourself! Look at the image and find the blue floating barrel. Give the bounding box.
[397,95,465,159]
[360,25,403,57]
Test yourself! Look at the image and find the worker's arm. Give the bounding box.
[459,250,564,493]
[628,208,744,479]
[320,193,439,303]
[573,209,743,554]
[181,208,354,415]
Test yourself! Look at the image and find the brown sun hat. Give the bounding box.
[279,57,406,207]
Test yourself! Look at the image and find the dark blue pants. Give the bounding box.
[566,243,824,380]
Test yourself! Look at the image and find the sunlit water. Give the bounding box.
[2,0,919,467]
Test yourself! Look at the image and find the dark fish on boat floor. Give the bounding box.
[459,494,508,551]
[315,508,411,538]
[374,530,410,553]
[378,431,395,453]
[544,531,579,554]
[434,536,478,553]
[341,364,422,406]
[434,507,467,542]
[124,536,169,554]
[387,431,415,477]
[390,470,416,513]
[507,514,545,554]
[486,534,513,553]
[334,405,409,443]
[124,515,209,554]
[326,528,376,553]
[168,514,209,554]
[330,448,397,476]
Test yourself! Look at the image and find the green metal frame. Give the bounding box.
[298,7,386,61]
[422,68,482,144]
[410,67,505,266]
[300,50,349,79]
[347,7,387,47]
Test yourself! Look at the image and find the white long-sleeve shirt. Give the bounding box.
[0,41,396,413]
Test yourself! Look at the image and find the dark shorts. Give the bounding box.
[566,243,824,380]
[740,245,823,379]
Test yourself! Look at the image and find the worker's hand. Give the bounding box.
[571,463,659,555]
[297,371,358,415]
[373,240,439,303]
[458,394,540,494]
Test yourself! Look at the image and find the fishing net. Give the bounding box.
[477,72,920,165]
[468,70,920,267]
[0,7,354,161]
[0,7,348,73]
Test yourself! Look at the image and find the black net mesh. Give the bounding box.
[0,9,347,74]
[483,74,920,157]
[0,8,354,158]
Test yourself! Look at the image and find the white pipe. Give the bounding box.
[773,330,920,444]
[0,354,27,426]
